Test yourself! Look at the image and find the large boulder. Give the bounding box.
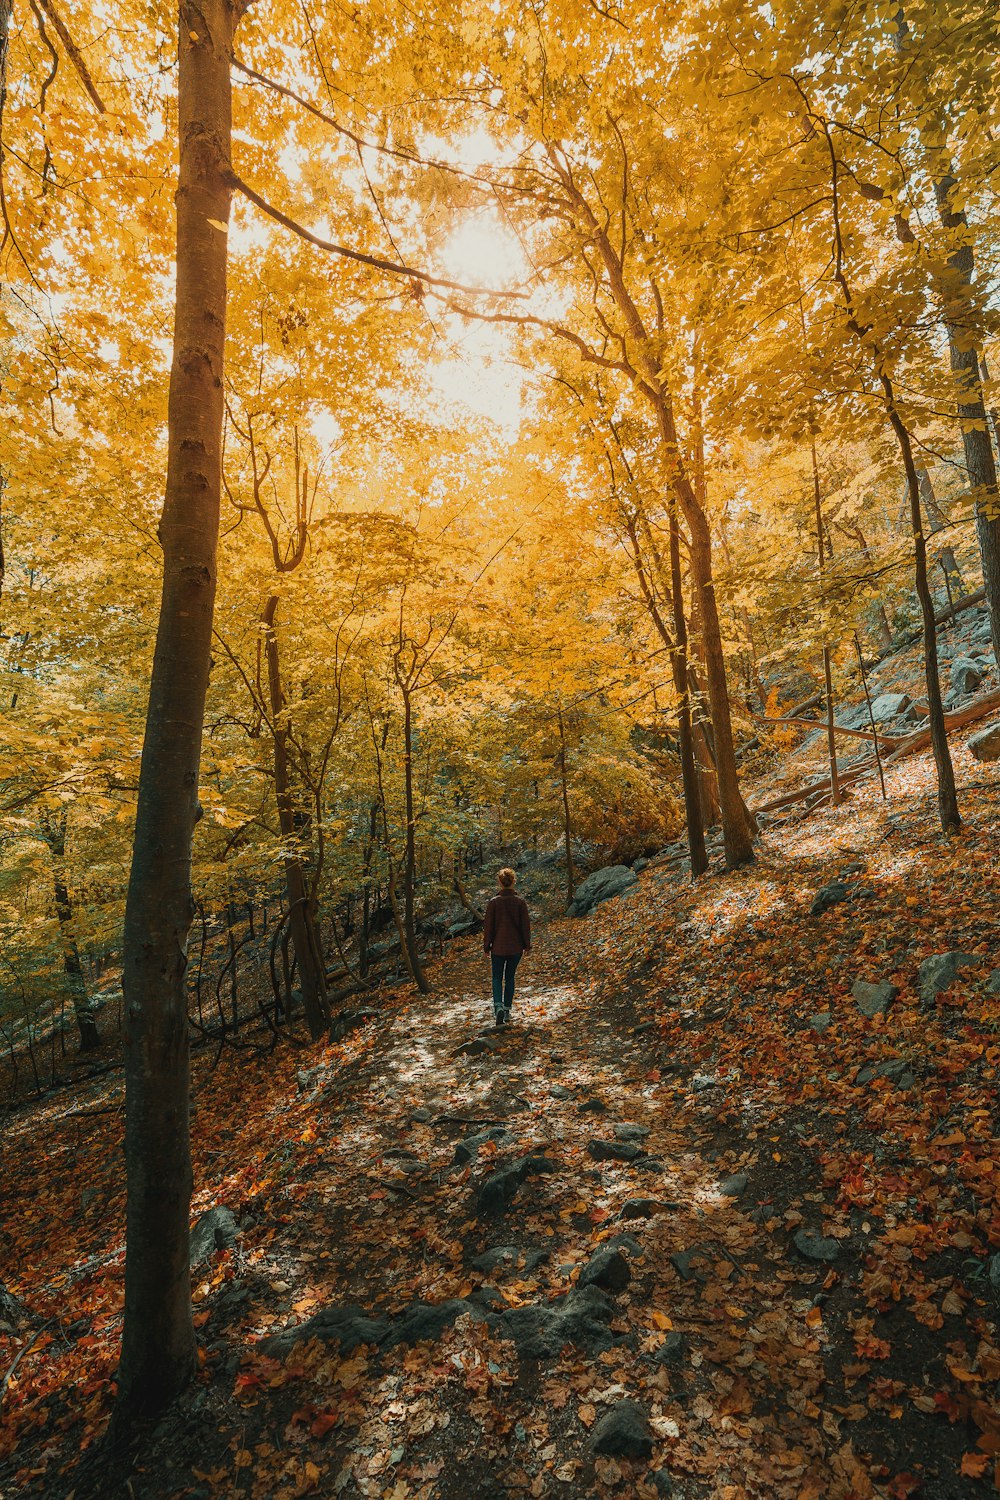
[968,721,1000,762]
[918,951,976,1008]
[950,657,983,697]
[568,865,637,917]
[501,1283,618,1358]
[868,692,912,723]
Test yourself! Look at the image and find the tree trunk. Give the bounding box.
[890,407,961,832]
[811,442,841,806]
[401,688,429,992]
[44,812,99,1051]
[556,707,577,900]
[262,595,329,1037]
[116,0,235,1424]
[668,511,708,875]
[623,511,707,872]
[929,175,1000,664]
[917,467,964,600]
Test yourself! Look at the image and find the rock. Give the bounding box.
[719,1173,748,1198]
[986,970,1000,997]
[190,1205,239,1267]
[454,1126,514,1164]
[550,1084,573,1100]
[578,1247,631,1293]
[501,1283,617,1358]
[851,979,898,1018]
[588,1139,644,1163]
[264,1303,390,1355]
[472,1246,549,1275]
[918,951,976,1007]
[577,1096,607,1113]
[691,1072,717,1093]
[410,1107,434,1123]
[868,691,912,722]
[613,1122,651,1141]
[654,1330,686,1367]
[651,1471,678,1497]
[794,1229,840,1263]
[621,1198,667,1221]
[989,1253,1000,1291]
[605,1232,643,1256]
[633,857,649,873]
[591,1400,654,1459]
[383,1299,479,1349]
[669,1249,698,1280]
[0,1284,30,1331]
[968,722,1000,761]
[454,1035,499,1059]
[950,657,983,696]
[567,865,638,918]
[810,880,851,916]
[809,1012,833,1033]
[475,1155,557,1217]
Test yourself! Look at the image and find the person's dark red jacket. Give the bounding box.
[483,889,531,956]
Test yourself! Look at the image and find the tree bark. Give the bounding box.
[43,811,99,1051]
[556,707,578,899]
[929,175,1000,663]
[811,441,841,806]
[262,594,330,1037]
[400,686,430,993]
[116,0,235,1424]
[916,467,964,600]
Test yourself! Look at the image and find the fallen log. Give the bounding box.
[750,689,1000,817]
[748,712,894,744]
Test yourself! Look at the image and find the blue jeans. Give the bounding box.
[491,953,520,1012]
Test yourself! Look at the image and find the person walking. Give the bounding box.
[483,867,531,1027]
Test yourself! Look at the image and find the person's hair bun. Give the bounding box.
[498,867,516,887]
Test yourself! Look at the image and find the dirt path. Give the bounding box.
[107,905,983,1500]
[9,774,1000,1500]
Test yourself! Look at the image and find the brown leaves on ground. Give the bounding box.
[1,735,999,1498]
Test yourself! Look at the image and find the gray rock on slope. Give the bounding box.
[950,657,983,697]
[568,865,637,917]
[918,951,976,1007]
[968,722,1000,762]
[591,1400,654,1459]
[190,1205,239,1266]
[851,979,898,1018]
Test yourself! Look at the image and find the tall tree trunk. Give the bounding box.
[0,0,10,617]
[916,467,964,600]
[556,707,578,899]
[262,594,329,1037]
[822,120,960,833]
[930,175,1000,663]
[401,687,429,992]
[116,0,235,1424]
[43,812,99,1051]
[622,511,707,872]
[668,511,708,875]
[811,442,841,806]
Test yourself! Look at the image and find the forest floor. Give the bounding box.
[2,734,1000,1499]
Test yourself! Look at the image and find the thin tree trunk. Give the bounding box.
[811,442,841,806]
[556,707,577,900]
[668,510,708,875]
[929,175,1000,662]
[623,511,707,871]
[44,812,99,1050]
[262,594,329,1037]
[116,0,235,1424]
[400,688,429,993]
[917,467,964,600]
[821,118,960,833]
